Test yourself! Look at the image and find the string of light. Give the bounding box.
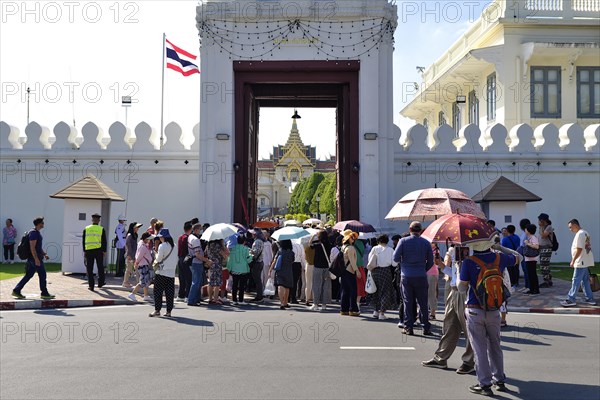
[198,17,395,60]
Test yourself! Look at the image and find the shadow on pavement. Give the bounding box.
[504,378,600,400]
[163,316,214,326]
[33,309,75,317]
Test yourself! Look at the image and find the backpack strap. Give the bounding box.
[468,254,500,270]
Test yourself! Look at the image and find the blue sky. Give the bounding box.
[0,0,493,157]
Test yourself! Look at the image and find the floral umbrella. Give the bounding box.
[421,213,496,245]
[333,220,376,233]
[385,188,485,221]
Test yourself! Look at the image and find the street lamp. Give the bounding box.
[316,194,321,220]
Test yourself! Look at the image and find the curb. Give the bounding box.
[1,299,599,314]
[0,299,136,311]
[509,306,600,315]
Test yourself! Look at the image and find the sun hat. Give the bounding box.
[156,228,171,239]
[342,229,358,243]
[537,213,550,222]
[134,222,143,229]
[91,213,101,218]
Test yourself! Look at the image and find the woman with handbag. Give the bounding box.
[427,243,442,320]
[269,239,294,310]
[128,232,154,302]
[149,229,176,317]
[207,239,230,305]
[367,234,398,320]
[523,224,540,295]
[310,230,332,312]
[341,230,361,316]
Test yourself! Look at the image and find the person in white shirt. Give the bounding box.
[366,235,398,320]
[291,240,307,304]
[561,219,597,307]
[261,230,274,287]
[149,229,176,318]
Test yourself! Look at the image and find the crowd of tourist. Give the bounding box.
[6,211,597,397]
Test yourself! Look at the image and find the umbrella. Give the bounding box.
[201,223,238,241]
[254,220,279,229]
[294,228,320,245]
[333,220,376,233]
[358,232,377,240]
[230,222,248,233]
[284,219,301,227]
[302,218,322,226]
[385,188,485,221]
[421,213,497,245]
[271,227,310,241]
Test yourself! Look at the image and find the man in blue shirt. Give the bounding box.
[500,224,520,288]
[12,217,55,299]
[393,221,434,336]
[459,240,520,396]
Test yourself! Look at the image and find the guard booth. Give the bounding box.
[50,174,125,274]
[472,176,542,227]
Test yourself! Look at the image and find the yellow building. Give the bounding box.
[401,0,600,140]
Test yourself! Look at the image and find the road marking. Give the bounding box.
[340,346,415,350]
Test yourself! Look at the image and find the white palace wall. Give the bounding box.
[390,122,600,262]
[0,120,201,263]
[1,119,598,263]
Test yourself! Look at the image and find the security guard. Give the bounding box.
[82,213,107,291]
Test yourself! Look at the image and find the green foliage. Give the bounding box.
[316,173,337,217]
[293,213,310,223]
[289,172,337,218]
[284,214,294,220]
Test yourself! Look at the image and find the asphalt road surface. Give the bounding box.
[1,303,599,400]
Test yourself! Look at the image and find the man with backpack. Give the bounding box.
[12,217,55,300]
[458,239,521,396]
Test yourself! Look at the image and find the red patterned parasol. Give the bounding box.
[421,213,496,245]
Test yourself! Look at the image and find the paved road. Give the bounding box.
[1,303,599,400]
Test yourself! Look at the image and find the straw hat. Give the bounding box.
[342,229,358,244]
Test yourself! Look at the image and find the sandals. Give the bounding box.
[148,311,160,317]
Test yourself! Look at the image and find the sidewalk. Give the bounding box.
[1,271,599,313]
[0,272,147,310]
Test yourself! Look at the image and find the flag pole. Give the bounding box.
[160,32,166,149]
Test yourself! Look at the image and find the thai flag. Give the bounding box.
[166,39,199,76]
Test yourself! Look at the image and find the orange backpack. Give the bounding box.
[468,254,510,311]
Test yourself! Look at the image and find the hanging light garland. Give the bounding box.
[198,16,396,60]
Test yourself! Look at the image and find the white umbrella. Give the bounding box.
[358,232,377,240]
[302,218,322,226]
[294,228,320,245]
[201,223,238,241]
[284,219,301,227]
[271,227,311,241]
